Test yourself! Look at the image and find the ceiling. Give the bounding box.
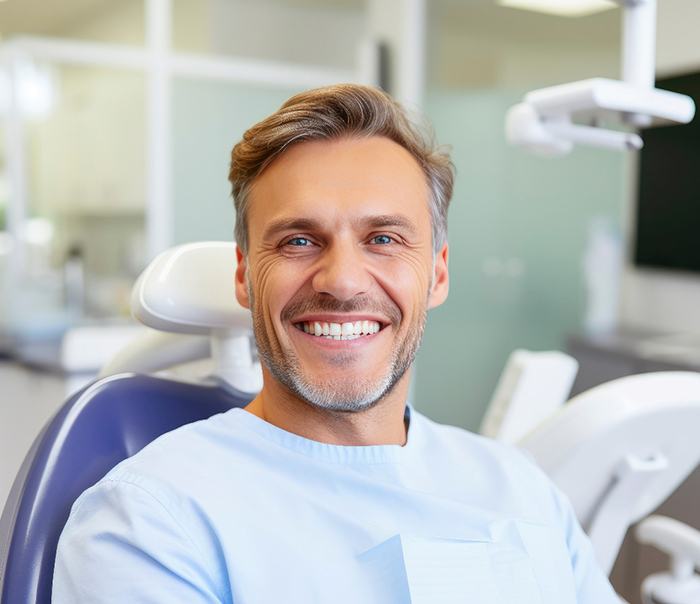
[0,0,115,38]
[0,0,620,48]
[436,1,619,47]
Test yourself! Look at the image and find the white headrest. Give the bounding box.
[131,242,252,335]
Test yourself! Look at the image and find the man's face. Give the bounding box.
[235,136,449,412]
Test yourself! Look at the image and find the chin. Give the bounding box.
[291,373,398,413]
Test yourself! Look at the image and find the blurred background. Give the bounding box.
[1,1,699,599]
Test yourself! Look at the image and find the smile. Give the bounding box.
[293,320,383,341]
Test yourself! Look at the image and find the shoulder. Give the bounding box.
[412,409,561,519]
[73,408,248,516]
[54,419,233,603]
[59,409,247,571]
[413,409,544,475]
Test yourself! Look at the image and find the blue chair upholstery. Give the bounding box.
[0,373,252,604]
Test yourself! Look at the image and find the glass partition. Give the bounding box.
[172,0,364,69]
[19,63,146,322]
[171,78,301,244]
[415,90,625,430]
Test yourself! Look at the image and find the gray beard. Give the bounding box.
[248,282,426,413]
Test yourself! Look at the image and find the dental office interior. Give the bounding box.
[1,0,700,602]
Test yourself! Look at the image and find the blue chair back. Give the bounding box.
[0,373,252,604]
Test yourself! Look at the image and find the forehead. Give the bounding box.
[246,136,431,232]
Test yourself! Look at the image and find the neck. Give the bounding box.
[244,368,411,446]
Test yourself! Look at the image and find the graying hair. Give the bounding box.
[228,83,454,256]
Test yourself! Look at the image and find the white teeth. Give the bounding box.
[296,320,383,339]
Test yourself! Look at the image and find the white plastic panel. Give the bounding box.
[132,241,252,334]
[521,371,700,525]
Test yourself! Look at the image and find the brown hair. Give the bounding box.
[228,83,454,255]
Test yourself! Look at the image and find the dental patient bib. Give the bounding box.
[53,407,618,603]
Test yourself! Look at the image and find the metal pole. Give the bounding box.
[399,0,426,110]
[620,0,657,126]
[621,0,657,89]
[367,0,426,110]
[145,0,172,260]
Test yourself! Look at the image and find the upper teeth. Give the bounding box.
[297,320,381,339]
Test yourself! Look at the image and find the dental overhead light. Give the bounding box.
[505,0,696,155]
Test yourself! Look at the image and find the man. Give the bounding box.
[53,84,619,602]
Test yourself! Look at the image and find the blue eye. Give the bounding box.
[371,235,393,245]
[287,237,310,246]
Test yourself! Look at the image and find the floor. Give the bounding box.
[0,362,67,509]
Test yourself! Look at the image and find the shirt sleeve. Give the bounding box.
[510,445,622,603]
[52,477,228,604]
[551,484,622,604]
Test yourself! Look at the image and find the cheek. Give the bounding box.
[372,254,432,319]
[251,255,300,322]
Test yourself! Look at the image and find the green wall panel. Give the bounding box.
[415,90,625,430]
[172,80,300,244]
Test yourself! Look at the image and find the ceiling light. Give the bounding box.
[498,0,618,18]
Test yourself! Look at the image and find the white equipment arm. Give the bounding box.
[636,515,700,604]
[99,329,210,377]
[506,0,696,155]
[637,515,700,572]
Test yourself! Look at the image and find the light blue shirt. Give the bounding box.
[53,406,619,603]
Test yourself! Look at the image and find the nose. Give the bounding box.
[311,239,372,302]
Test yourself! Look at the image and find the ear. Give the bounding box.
[234,246,251,309]
[427,243,449,310]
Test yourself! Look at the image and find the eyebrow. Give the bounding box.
[263,218,320,241]
[362,214,418,235]
[262,214,419,240]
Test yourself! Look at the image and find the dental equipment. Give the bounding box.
[107,245,700,602]
[519,372,700,578]
[480,349,578,443]
[118,246,700,598]
[505,0,696,154]
[100,241,262,394]
[636,515,700,604]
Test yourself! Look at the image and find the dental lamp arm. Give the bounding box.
[506,101,643,155]
[505,0,696,155]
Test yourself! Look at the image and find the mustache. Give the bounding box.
[281,294,402,325]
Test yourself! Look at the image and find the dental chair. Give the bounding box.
[3,241,700,604]
[0,242,260,604]
[486,350,700,604]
